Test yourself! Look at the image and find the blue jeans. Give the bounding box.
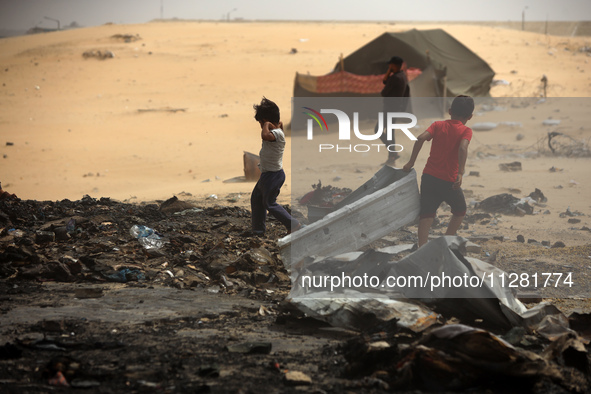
[251,169,298,234]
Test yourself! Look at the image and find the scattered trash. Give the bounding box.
[7,228,25,237]
[290,291,441,332]
[299,179,353,222]
[105,268,145,283]
[137,107,187,113]
[172,207,204,216]
[528,188,547,203]
[560,207,584,218]
[477,193,533,215]
[284,371,312,386]
[500,121,522,127]
[543,118,561,126]
[82,50,114,60]
[491,79,510,86]
[48,371,70,387]
[159,195,196,215]
[226,193,241,203]
[66,218,76,233]
[242,151,261,181]
[299,180,351,208]
[130,225,164,250]
[498,161,522,171]
[471,122,497,131]
[206,285,220,294]
[111,33,141,42]
[546,132,591,157]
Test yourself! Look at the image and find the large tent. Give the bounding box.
[294,29,495,99]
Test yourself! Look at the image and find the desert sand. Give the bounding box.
[1,21,590,244]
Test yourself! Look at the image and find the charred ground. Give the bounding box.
[0,195,590,393]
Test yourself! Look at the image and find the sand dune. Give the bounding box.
[0,21,590,245]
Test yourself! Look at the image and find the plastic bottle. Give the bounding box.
[138,235,164,250]
[130,225,163,250]
[130,225,154,238]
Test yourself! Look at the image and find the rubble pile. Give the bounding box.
[0,195,289,297]
[341,322,591,392]
[298,180,352,210]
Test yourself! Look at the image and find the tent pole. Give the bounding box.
[339,53,344,71]
[441,74,447,117]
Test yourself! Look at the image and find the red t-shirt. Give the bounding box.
[423,120,472,183]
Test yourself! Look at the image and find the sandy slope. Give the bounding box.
[0,21,590,244]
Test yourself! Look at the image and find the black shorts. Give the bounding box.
[419,173,467,219]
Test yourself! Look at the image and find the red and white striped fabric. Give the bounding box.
[314,68,421,94]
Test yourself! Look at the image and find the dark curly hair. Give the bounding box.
[450,95,474,118]
[253,97,280,124]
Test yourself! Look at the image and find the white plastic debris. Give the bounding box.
[471,122,498,131]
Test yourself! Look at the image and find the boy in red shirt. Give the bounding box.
[402,95,474,247]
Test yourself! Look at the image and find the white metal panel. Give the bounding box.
[278,168,420,269]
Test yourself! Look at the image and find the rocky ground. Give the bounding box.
[0,194,590,393]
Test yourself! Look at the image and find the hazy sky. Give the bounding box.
[1,0,590,30]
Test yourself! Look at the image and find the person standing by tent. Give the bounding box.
[248,97,301,237]
[376,56,410,167]
[401,95,474,248]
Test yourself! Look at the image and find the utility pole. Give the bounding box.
[44,16,60,30]
[545,14,548,35]
[521,6,528,31]
[227,8,237,22]
[160,0,163,20]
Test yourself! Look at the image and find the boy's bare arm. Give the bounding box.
[402,131,431,172]
[453,139,470,189]
[261,121,278,141]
